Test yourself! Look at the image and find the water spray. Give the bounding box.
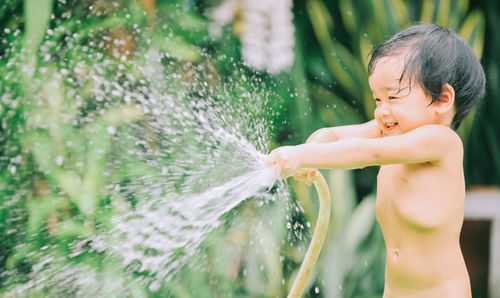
[288,170,331,298]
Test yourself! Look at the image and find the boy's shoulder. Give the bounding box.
[410,124,463,159]
[411,124,462,143]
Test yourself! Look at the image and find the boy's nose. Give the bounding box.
[375,105,390,117]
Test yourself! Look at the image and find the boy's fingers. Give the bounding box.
[264,154,278,166]
[292,169,318,186]
[307,169,318,180]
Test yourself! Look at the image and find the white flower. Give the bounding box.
[241,0,295,74]
[210,0,295,74]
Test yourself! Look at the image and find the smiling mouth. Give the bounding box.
[385,122,398,131]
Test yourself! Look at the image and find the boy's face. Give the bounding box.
[369,55,437,137]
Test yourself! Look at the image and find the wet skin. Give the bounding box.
[269,55,471,297]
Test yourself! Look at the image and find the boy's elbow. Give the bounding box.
[307,127,338,144]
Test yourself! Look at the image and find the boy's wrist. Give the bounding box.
[295,144,309,169]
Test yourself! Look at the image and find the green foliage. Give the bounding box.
[0,0,496,297]
[463,0,500,186]
[0,0,288,296]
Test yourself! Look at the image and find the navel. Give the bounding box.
[393,248,400,260]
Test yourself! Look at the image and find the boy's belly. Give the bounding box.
[383,275,471,298]
[375,164,469,297]
[384,243,470,297]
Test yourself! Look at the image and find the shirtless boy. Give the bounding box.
[268,24,485,297]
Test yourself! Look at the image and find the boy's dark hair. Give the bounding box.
[368,24,485,130]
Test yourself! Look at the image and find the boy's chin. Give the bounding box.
[382,129,402,137]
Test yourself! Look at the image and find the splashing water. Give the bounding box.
[1,26,289,295]
[104,49,286,288]
[112,164,278,289]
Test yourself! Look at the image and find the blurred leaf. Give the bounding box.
[77,106,142,216]
[420,0,435,24]
[288,26,314,141]
[319,178,382,298]
[436,0,451,27]
[291,180,315,229]
[53,170,83,208]
[169,11,211,45]
[306,55,336,87]
[74,16,131,44]
[389,0,410,27]
[5,245,31,270]
[339,0,357,35]
[55,218,93,238]
[23,0,53,71]
[163,281,192,298]
[458,9,485,60]
[257,223,283,294]
[456,9,485,144]
[328,170,356,233]
[306,0,366,101]
[339,0,365,61]
[366,0,388,35]
[448,0,470,30]
[151,32,201,62]
[382,0,402,34]
[27,195,68,235]
[25,131,56,173]
[309,82,365,126]
[105,105,143,125]
[359,32,374,72]
[344,194,375,252]
[128,0,148,27]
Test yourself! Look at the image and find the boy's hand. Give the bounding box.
[293,168,318,186]
[267,145,302,179]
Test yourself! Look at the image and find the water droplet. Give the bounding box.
[149,281,161,292]
[8,165,16,174]
[55,156,64,166]
[107,126,116,135]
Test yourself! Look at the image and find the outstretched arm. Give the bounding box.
[306,120,382,144]
[293,120,382,184]
[269,125,462,178]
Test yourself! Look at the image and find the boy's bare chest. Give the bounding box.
[376,163,435,197]
[375,163,454,230]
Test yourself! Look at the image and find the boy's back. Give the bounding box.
[376,129,470,297]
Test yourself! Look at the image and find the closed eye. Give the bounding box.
[388,96,398,100]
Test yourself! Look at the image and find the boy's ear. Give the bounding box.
[435,83,455,113]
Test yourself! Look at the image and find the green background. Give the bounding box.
[0,0,498,297]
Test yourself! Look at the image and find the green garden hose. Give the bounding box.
[288,171,331,298]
